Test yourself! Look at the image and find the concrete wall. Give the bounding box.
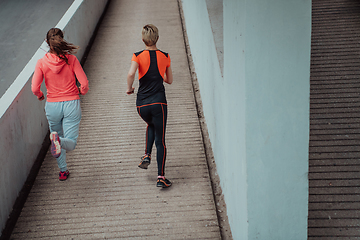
[0,0,74,97]
[181,0,311,239]
[0,0,108,233]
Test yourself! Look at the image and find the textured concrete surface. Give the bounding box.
[9,0,221,239]
[309,0,360,239]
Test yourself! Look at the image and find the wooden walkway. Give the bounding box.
[309,0,360,239]
[8,0,221,239]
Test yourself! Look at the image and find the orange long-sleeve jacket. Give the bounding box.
[31,53,89,102]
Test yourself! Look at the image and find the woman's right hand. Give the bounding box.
[126,87,135,95]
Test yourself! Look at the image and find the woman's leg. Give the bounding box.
[61,100,82,152]
[152,104,167,177]
[138,106,155,155]
[45,100,81,172]
[45,101,67,171]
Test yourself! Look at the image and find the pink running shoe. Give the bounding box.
[59,170,70,181]
[50,132,61,158]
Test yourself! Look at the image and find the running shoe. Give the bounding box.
[59,170,70,181]
[50,132,61,158]
[138,154,151,169]
[157,177,172,188]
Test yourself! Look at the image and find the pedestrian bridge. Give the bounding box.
[0,0,223,239]
[2,0,360,239]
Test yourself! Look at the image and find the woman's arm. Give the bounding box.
[31,61,45,100]
[73,57,89,95]
[127,61,138,94]
[164,65,173,84]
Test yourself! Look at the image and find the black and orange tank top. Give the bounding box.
[131,50,171,106]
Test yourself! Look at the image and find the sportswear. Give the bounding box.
[131,50,170,106]
[132,49,171,177]
[31,53,89,102]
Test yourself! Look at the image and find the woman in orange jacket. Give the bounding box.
[32,28,89,181]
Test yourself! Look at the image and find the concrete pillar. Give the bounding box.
[181,0,311,239]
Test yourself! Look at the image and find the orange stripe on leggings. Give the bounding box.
[136,102,167,108]
[161,104,166,176]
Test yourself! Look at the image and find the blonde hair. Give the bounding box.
[142,24,159,46]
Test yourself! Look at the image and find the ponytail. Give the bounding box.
[46,28,78,64]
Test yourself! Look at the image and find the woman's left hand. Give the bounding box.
[38,93,44,101]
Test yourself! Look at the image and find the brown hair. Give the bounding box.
[46,28,78,64]
[142,24,159,46]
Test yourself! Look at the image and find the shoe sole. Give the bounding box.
[138,161,150,169]
[157,179,172,188]
[50,132,61,158]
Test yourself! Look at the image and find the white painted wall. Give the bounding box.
[0,0,108,233]
[181,0,311,239]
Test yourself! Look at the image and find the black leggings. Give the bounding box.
[137,103,167,176]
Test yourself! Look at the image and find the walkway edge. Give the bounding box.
[177,1,233,239]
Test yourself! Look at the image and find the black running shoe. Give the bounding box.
[157,178,172,188]
[138,154,151,169]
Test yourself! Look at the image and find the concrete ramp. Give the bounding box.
[9,0,221,239]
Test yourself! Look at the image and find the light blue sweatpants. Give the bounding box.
[45,100,82,171]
